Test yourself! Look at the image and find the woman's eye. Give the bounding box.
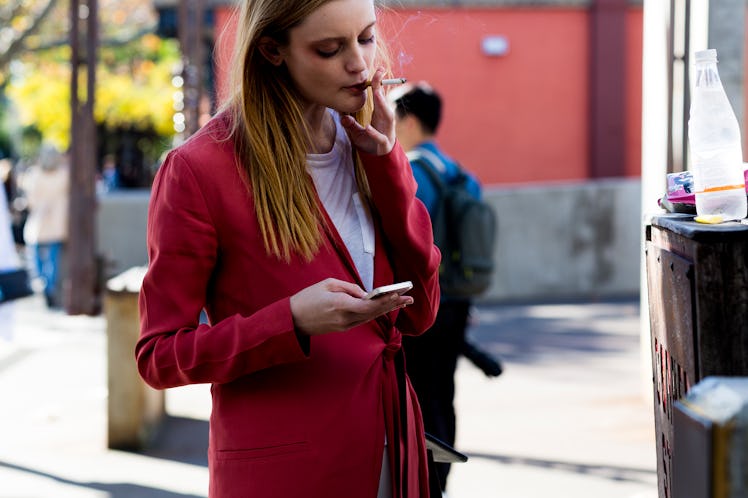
[317,50,338,58]
[316,45,340,58]
[315,35,374,58]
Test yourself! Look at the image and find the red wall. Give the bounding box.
[624,8,643,179]
[213,6,644,186]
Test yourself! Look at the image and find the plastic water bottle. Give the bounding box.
[688,49,747,222]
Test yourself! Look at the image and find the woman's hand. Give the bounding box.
[290,278,413,336]
[341,68,396,156]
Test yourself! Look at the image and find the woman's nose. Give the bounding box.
[345,45,368,74]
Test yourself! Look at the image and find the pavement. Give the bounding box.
[0,292,658,498]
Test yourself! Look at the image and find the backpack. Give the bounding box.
[412,149,497,298]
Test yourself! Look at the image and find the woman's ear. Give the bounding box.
[258,37,284,66]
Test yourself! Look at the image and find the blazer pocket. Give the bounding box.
[216,441,310,462]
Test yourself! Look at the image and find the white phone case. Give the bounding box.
[364,281,413,300]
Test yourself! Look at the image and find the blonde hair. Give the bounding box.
[222,0,390,262]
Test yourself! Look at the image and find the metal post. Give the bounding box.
[66,0,98,315]
[178,0,205,138]
[589,0,627,178]
[666,0,690,175]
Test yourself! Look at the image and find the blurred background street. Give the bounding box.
[4,2,723,496]
[0,293,657,498]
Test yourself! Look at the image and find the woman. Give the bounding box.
[21,148,69,309]
[135,0,441,496]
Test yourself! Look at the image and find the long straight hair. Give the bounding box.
[222,0,390,262]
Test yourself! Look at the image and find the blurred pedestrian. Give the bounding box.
[97,154,119,194]
[135,0,441,496]
[3,159,27,247]
[21,147,69,309]
[392,82,501,492]
[0,158,22,340]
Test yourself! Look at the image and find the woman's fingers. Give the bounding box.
[341,68,396,155]
[290,278,413,336]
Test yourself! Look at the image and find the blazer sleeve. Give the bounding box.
[136,151,309,390]
[359,143,441,336]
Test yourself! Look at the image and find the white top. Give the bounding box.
[307,112,375,291]
[22,165,69,245]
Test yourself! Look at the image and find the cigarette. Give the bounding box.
[365,77,407,87]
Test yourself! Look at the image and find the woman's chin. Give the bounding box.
[332,94,367,115]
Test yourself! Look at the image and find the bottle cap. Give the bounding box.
[694,49,717,63]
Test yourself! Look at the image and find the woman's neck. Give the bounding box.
[304,106,336,154]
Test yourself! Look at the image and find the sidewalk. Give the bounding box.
[448,300,657,498]
[0,293,657,498]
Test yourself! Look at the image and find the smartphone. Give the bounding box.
[364,281,413,300]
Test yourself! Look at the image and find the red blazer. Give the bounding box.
[136,114,441,498]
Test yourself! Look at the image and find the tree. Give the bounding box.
[5,1,179,165]
[1,0,161,86]
[0,0,60,83]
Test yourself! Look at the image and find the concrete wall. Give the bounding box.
[97,179,643,303]
[213,6,645,185]
[479,177,642,303]
[97,190,150,279]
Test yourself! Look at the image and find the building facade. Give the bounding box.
[207,0,644,186]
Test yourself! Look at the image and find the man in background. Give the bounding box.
[392,82,502,493]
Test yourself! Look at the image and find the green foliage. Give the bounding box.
[6,55,71,151]
[6,33,180,159]
[3,0,179,164]
[95,34,181,139]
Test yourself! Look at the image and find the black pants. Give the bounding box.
[402,300,470,491]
